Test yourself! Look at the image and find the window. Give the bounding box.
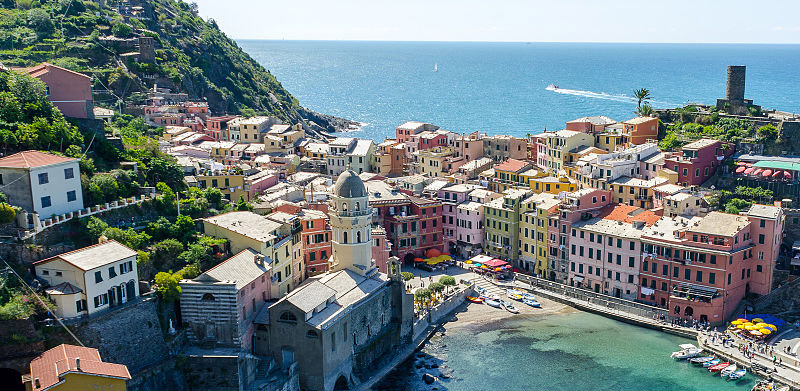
[306,330,319,338]
[331,332,337,352]
[696,270,703,282]
[758,234,765,244]
[38,172,49,185]
[67,190,77,202]
[709,273,716,284]
[95,271,103,283]
[93,293,108,308]
[64,168,74,180]
[202,293,215,301]
[41,196,52,208]
[42,270,49,275]
[760,220,766,228]
[279,311,298,323]
[108,266,117,278]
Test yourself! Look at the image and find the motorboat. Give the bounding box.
[481,293,501,301]
[721,364,738,377]
[522,292,536,301]
[727,368,746,381]
[475,286,488,295]
[523,298,541,308]
[546,84,559,90]
[708,362,730,373]
[702,358,720,368]
[500,300,519,314]
[689,356,714,364]
[466,296,484,304]
[751,380,775,391]
[508,293,523,301]
[506,289,523,296]
[485,299,501,308]
[670,344,702,359]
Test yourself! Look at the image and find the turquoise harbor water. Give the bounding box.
[376,311,752,391]
[239,41,800,141]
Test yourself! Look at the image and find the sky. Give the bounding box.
[191,0,800,43]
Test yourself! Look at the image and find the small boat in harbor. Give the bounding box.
[708,362,730,373]
[522,292,536,301]
[727,368,746,381]
[523,298,541,308]
[546,84,559,90]
[689,356,714,364]
[720,364,738,377]
[751,380,775,391]
[482,293,501,301]
[485,299,501,308]
[506,289,523,296]
[475,286,488,295]
[702,358,720,368]
[466,296,484,304]
[500,300,519,314]
[670,344,702,359]
[508,293,523,301]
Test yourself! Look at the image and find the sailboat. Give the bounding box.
[434,63,438,72]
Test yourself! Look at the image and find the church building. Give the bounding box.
[255,169,414,391]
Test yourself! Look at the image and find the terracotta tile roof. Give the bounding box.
[15,62,91,80]
[494,158,530,173]
[30,344,130,391]
[598,204,660,226]
[0,150,76,169]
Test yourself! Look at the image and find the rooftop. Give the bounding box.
[653,183,687,195]
[34,241,137,271]
[683,138,720,150]
[624,116,658,125]
[567,115,617,126]
[193,249,271,291]
[494,158,530,173]
[746,204,782,220]
[202,211,284,243]
[0,150,77,169]
[689,212,750,237]
[30,344,130,391]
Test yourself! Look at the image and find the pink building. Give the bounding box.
[396,121,438,144]
[246,170,279,199]
[664,138,734,186]
[535,136,549,170]
[371,226,391,273]
[437,184,479,255]
[551,188,612,283]
[639,205,783,324]
[455,188,500,259]
[418,131,448,150]
[568,204,659,299]
[206,115,238,141]
[15,63,94,119]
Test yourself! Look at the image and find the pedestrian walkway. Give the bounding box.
[698,331,800,388]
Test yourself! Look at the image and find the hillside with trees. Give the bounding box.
[0,0,353,133]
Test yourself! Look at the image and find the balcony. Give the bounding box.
[332,209,372,218]
[635,195,653,202]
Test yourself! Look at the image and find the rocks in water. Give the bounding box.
[431,363,439,368]
[424,364,432,369]
[422,373,436,384]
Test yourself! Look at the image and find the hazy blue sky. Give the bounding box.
[191,0,800,43]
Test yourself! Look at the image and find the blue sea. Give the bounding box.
[239,41,800,142]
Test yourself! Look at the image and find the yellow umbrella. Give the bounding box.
[755,323,769,328]
[465,260,473,264]
[759,328,772,335]
[750,330,763,336]
[737,325,747,329]
[765,324,777,331]
[731,320,743,325]
[753,318,764,323]
[745,325,758,330]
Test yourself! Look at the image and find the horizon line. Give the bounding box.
[231,38,800,45]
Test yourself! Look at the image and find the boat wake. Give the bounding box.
[546,86,680,107]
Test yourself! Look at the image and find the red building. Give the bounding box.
[396,121,438,144]
[639,206,783,324]
[14,63,94,119]
[206,115,238,141]
[664,138,734,186]
[300,209,331,276]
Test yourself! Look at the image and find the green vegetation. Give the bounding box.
[717,186,774,214]
[401,272,414,281]
[658,116,757,150]
[154,271,181,302]
[439,275,456,286]
[634,88,651,109]
[0,269,55,320]
[0,202,15,223]
[0,0,324,125]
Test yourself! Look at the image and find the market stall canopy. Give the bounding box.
[483,259,510,268]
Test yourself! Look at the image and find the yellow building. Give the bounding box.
[608,176,668,209]
[530,175,578,194]
[26,344,130,391]
[196,172,248,202]
[161,126,191,142]
[229,116,272,143]
[533,196,560,278]
[210,141,237,162]
[543,129,593,173]
[202,211,297,296]
[593,125,625,152]
[418,146,454,178]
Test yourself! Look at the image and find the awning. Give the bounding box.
[673,283,718,299]
[753,160,800,172]
[641,287,655,295]
[573,276,584,282]
[483,259,509,268]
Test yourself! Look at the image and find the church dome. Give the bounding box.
[334,169,367,198]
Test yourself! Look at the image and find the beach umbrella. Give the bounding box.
[494,267,502,272]
[737,161,747,166]
[731,320,743,325]
[755,322,769,327]
[753,168,763,176]
[765,324,777,331]
[785,171,793,180]
[759,328,772,335]
[753,318,764,323]
[736,318,748,322]
[745,325,758,330]
[744,167,755,175]
[414,258,425,263]
[737,325,747,329]
[750,330,763,336]
[736,166,746,174]
[481,265,489,269]
[772,170,782,178]
[426,249,442,258]
[465,260,473,264]
[762,169,773,177]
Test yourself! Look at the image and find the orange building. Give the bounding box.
[622,116,659,146]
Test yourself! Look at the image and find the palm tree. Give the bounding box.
[637,104,655,117]
[634,88,651,109]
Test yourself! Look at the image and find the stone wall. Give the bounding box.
[184,355,239,391]
[0,319,44,373]
[126,359,187,391]
[72,297,169,373]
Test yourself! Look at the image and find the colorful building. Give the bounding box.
[621,116,659,146]
[26,344,130,391]
[664,138,734,186]
[14,63,94,119]
[301,209,331,276]
[483,189,532,265]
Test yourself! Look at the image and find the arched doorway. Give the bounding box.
[403,253,416,265]
[334,375,349,390]
[684,306,694,318]
[126,280,136,301]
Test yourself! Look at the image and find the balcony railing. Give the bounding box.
[332,209,372,217]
